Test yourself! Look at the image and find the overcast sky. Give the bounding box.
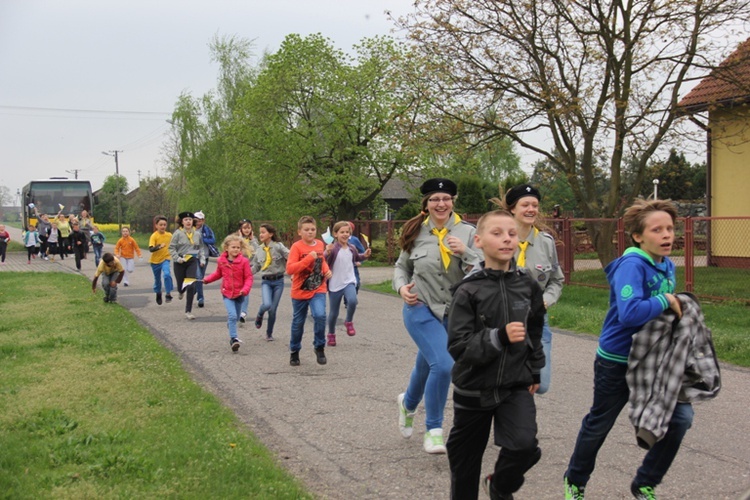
[0,0,416,199]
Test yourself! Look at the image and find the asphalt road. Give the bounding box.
[2,225,749,499]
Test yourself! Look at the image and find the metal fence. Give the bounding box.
[343,216,750,303]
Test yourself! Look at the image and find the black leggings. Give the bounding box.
[173,258,199,313]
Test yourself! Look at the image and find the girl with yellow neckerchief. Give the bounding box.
[498,184,564,394]
[250,223,290,341]
[392,178,482,455]
[168,212,205,320]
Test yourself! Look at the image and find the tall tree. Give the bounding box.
[95,175,128,224]
[230,34,427,222]
[397,0,750,264]
[645,149,706,201]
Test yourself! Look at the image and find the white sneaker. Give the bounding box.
[398,393,416,438]
[185,312,195,320]
[423,428,447,454]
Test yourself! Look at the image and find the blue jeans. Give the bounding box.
[537,314,552,394]
[151,261,173,295]
[223,296,243,340]
[93,244,103,267]
[402,302,454,431]
[327,283,358,333]
[257,277,284,335]
[565,356,694,487]
[290,293,326,352]
[101,272,121,301]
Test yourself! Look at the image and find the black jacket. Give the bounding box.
[447,263,546,408]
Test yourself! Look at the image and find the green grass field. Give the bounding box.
[0,273,312,498]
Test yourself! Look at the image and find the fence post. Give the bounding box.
[684,216,694,293]
[387,219,395,266]
[616,217,626,257]
[562,217,573,284]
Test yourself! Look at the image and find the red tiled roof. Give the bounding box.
[678,38,750,113]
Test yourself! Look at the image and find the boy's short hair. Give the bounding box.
[102,253,115,264]
[623,199,678,246]
[476,209,514,234]
[297,215,316,228]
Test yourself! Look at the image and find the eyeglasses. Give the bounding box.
[428,196,454,204]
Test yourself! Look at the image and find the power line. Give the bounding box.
[0,104,171,116]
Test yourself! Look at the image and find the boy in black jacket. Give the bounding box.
[446,210,546,500]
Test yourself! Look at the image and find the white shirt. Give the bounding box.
[328,246,356,292]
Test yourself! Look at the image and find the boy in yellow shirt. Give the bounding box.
[92,253,124,303]
[149,215,174,305]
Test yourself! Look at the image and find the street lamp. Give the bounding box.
[102,150,123,230]
[653,179,659,200]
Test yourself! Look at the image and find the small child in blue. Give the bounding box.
[90,225,106,266]
[23,224,40,264]
[564,199,688,500]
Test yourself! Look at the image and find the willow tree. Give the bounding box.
[397,0,750,264]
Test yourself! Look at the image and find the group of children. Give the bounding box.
[83,196,704,500]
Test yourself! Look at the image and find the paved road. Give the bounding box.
[2,225,749,499]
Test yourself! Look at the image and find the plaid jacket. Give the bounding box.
[626,292,721,450]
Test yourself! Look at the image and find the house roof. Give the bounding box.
[678,38,750,113]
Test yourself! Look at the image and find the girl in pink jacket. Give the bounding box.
[204,234,253,352]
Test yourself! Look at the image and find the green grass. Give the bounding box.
[0,273,312,499]
[363,278,750,367]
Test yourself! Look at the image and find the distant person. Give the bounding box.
[148,215,173,305]
[47,221,62,261]
[193,210,217,308]
[22,224,40,264]
[236,218,259,323]
[91,252,124,303]
[203,234,254,352]
[564,199,689,500]
[69,220,88,272]
[90,225,106,267]
[79,209,94,258]
[285,215,332,366]
[324,221,370,346]
[55,212,71,255]
[446,209,545,500]
[392,178,482,454]
[250,223,290,341]
[33,207,52,260]
[347,221,368,292]
[497,184,564,394]
[0,224,10,265]
[114,227,142,286]
[169,211,205,320]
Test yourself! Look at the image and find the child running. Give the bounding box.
[47,221,61,261]
[286,216,332,366]
[22,224,40,264]
[114,227,142,286]
[250,223,290,341]
[324,221,371,346]
[69,220,88,272]
[446,209,545,500]
[0,224,10,265]
[564,199,688,500]
[90,225,106,266]
[236,219,258,323]
[91,252,124,303]
[203,234,254,352]
[148,215,174,305]
[169,212,204,320]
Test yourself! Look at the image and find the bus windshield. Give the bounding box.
[23,180,93,226]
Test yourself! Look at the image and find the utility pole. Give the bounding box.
[102,150,123,230]
[65,169,80,179]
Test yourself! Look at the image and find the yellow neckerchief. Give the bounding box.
[184,228,195,245]
[424,212,462,271]
[517,227,539,267]
[262,244,272,271]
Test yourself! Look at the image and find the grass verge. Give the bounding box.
[0,273,312,499]
[363,279,750,367]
